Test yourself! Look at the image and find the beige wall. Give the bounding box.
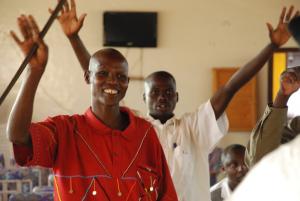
[0,0,299,156]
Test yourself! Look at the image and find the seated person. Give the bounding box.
[210,144,248,201]
[7,14,178,201]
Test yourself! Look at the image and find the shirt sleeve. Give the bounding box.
[245,105,287,168]
[13,118,59,168]
[182,100,229,153]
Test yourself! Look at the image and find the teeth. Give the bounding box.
[104,89,118,94]
[158,104,167,108]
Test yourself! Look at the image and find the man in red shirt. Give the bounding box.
[7,14,178,201]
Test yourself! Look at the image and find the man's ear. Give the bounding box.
[176,92,179,102]
[221,166,225,172]
[84,70,91,84]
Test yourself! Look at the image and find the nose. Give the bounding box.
[236,164,247,172]
[157,92,167,101]
[107,73,117,84]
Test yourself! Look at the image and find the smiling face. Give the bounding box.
[88,49,129,108]
[143,71,178,123]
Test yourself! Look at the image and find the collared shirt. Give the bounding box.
[245,105,287,167]
[146,100,229,201]
[13,107,178,201]
[226,135,300,201]
[210,178,232,201]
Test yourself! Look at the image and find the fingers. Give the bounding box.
[78,13,87,26]
[70,0,76,10]
[27,15,48,51]
[285,6,294,22]
[64,0,70,12]
[60,0,70,13]
[266,23,274,34]
[292,10,300,19]
[28,15,40,34]
[279,6,287,24]
[18,15,33,40]
[27,15,40,41]
[10,31,22,46]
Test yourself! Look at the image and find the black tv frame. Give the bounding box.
[103,11,157,48]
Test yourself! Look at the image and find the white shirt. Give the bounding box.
[210,178,232,200]
[146,100,229,201]
[226,134,300,201]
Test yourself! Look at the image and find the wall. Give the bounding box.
[0,0,299,156]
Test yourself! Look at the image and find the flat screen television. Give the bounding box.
[103,11,157,47]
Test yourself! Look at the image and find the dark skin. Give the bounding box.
[7,15,48,145]
[7,16,129,146]
[87,50,130,130]
[143,75,178,124]
[222,150,248,191]
[53,2,299,123]
[273,68,300,108]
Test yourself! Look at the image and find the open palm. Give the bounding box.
[267,6,300,47]
[50,0,86,37]
[10,15,48,71]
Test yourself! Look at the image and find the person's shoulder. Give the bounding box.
[210,186,223,201]
[210,178,225,192]
[181,100,210,116]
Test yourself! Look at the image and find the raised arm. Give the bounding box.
[211,6,299,119]
[50,0,90,73]
[245,69,300,167]
[6,15,48,146]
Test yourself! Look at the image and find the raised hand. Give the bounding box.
[50,0,87,38]
[10,15,48,72]
[279,68,300,96]
[267,6,300,47]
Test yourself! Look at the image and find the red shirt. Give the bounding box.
[14,107,178,201]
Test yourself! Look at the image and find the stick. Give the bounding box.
[0,0,66,106]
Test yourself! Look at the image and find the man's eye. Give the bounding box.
[166,90,173,95]
[95,71,108,77]
[229,163,238,169]
[117,74,128,81]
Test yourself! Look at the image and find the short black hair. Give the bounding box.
[145,71,176,86]
[221,144,246,165]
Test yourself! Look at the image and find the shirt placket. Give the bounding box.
[111,130,124,200]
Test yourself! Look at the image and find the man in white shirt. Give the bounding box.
[50,1,297,199]
[210,144,248,201]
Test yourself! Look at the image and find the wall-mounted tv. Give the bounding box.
[103,11,157,47]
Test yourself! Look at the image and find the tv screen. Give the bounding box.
[103,11,157,47]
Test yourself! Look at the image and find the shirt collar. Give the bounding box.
[146,113,177,127]
[221,178,232,199]
[84,107,137,141]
